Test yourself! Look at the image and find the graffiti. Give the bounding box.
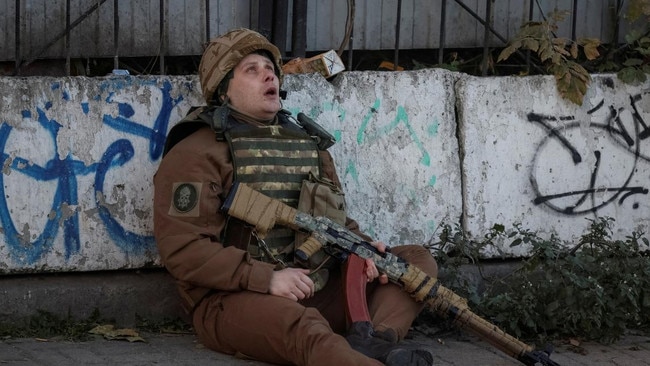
[0,79,184,265]
[102,80,178,161]
[357,99,431,167]
[298,99,436,182]
[529,91,650,215]
[346,98,439,242]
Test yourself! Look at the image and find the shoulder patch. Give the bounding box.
[169,182,202,217]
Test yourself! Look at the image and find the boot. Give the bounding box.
[384,348,434,366]
[345,321,433,366]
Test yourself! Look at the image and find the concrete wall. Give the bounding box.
[459,75,650,256]
[0,76,200,273]
[0,71,649,274]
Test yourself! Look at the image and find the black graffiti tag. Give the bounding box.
[529,92,650,215]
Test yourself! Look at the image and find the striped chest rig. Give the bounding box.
[223,118,321,266]
[163,106,338,273]
[214,108,330,268]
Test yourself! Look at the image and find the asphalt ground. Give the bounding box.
[3,270,650,365]
[2,327,650,366]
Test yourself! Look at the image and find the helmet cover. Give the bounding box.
[199,28,283,104]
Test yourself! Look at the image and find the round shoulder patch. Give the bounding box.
[173,183,198,213]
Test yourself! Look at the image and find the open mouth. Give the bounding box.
[264,87,277,97]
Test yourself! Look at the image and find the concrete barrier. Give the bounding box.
[0,70,649,274]
[458,74,650,256]
[0,76,200,274]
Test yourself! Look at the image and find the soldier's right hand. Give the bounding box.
[269,268,315,301]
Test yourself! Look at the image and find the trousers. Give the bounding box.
[192,245,438,366]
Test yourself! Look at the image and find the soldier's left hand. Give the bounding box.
[364,241,389,285]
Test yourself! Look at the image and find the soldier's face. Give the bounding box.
[227,53,281,121]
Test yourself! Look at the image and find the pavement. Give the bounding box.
[3,269,650,365]
[2,326,650,366]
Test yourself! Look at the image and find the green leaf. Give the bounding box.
[637,71,648,83]
[618,67,646,84]
[626,0,650,21]
[643,64,650,74]
[546,301,560,314]
[625,30,643,44]
[636,47,650,55]
[597,60,618,72]
[623,58,644,66]
[492,223,505,233]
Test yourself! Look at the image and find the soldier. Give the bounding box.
[153,28,439,366]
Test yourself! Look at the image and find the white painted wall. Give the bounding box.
[0,70,648,273]
[0,76,201,272]
[283,70,461,246]
[458,74,650,256]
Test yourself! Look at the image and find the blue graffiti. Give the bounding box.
[0,79,184,264]
[102,79,182,160]
[94,139,153,256]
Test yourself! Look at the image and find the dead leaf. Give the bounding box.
[89,324,115,335]
[88,324,145,342]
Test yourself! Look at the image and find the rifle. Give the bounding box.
[221,182,560,366]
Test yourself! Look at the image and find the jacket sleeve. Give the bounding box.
[318,150,374,242]
[153,128,275,301]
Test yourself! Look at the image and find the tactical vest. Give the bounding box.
[224,119,321,265]
[163,106,329,267]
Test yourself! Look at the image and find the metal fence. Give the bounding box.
[1,0,629,76]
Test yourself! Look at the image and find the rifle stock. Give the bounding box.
[221,182,560,366]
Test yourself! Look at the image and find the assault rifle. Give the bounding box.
[221,182,560,366]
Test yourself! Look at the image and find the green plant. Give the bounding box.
[497,11,600,106]
[428,223,504,295]
[497,2,650,106]
[135,314,192,334]
[615,0,650,83]
[0,308,107,341]
[0,310,191,341]
[429,217,650,345]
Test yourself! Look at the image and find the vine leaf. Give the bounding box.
[627,0,650,20]
[497,13,600,106]
[550,62,590,105]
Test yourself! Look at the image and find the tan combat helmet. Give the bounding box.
[199,28,283,105]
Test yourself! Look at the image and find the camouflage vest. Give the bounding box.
[162,106,325,267]
[223,118,321,265]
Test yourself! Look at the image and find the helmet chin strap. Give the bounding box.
[280,90,287,99]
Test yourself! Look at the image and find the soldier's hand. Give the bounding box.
[365,241,389,285]
[269,268,315,301]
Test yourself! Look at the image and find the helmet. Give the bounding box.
[199,28,283,104]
